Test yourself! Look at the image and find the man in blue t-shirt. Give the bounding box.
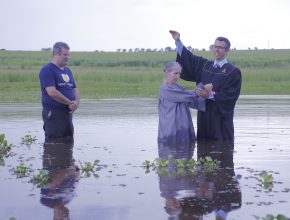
[39,42,80,140]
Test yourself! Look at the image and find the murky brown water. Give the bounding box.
[1,96,290,220]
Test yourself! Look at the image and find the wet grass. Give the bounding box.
[1,49,290,102]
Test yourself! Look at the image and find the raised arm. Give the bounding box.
[169,30,180,41]
[169,30,207,83]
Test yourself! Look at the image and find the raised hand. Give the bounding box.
[169,30,180,41]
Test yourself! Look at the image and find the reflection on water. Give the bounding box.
[158,140,241,220]
[0,96,290,220]
[41,138,79,220]
[196,141,241,219]
[158,141,195,161]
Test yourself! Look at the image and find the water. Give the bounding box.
[0,96,290,220]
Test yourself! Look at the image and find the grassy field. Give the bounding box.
[1,49,290,102]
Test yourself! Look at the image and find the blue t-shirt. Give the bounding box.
[39,63,77,112]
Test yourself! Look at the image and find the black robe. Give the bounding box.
[176,47,242,141]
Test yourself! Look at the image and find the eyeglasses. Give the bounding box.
[210,45,225,50]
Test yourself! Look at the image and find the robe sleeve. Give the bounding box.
[176,47,208,83]
[215,68,242,115]
[159,83,205,111]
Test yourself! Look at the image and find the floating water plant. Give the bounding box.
[173,158,187,169]
[79,159,100,177]
[13,163,30,178]
[32,170,51,188]
[187,158,197,168]
[21,134,37,145]
[253,214,289,220]
[154,158,169,168]
[197,156,221,172]
[0,133,12,164]
[143,156,220,175]
[260,171,274,190]
[262,173,273,185]
[143,160,151,169]
[142,160,152,173]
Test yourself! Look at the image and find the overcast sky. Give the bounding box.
[2,0,290,51]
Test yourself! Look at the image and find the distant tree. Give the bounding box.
[41,47,51,52]
[159,48,164,53]
[248,47,251,50]
[116,49,121,52]
[0,48,6,51]
[165,46,172,52]
[140,48,145,52]
[134,48,139,52]
[254,47,258,50]
[146,48,152,52]
[128,49,132,53]
[122,49,127,52]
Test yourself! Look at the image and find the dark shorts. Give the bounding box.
[42,109,74,139]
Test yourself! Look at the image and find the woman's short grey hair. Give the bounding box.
[163,61,182,73]
[52,42,70,56]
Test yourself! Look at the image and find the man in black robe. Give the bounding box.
[169,30,242,141]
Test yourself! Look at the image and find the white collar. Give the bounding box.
[213,58,228,68]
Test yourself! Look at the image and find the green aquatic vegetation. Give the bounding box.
[0,133,12,161]
[143,158,170,175]
[32,170,51,188]
[187,158,197,168]
[143,156,220,175]
[173,159,187,169]
[154,158,169,168]
[142,160,152,173]
[253,214,289,220]
[21,134,37,145]
[13,163,30,178]
[154,158,170,175]
[143,160,151,169]
[79,159,100,177]
[197,156,221,172]
[262,173,273,185]
[260,172,274,190]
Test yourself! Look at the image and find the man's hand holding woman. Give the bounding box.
[197,83,214,98]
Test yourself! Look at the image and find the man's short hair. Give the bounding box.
[215,37,231,50]
[52,42,70,56]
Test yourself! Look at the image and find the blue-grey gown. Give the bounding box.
[158,82,205,145]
